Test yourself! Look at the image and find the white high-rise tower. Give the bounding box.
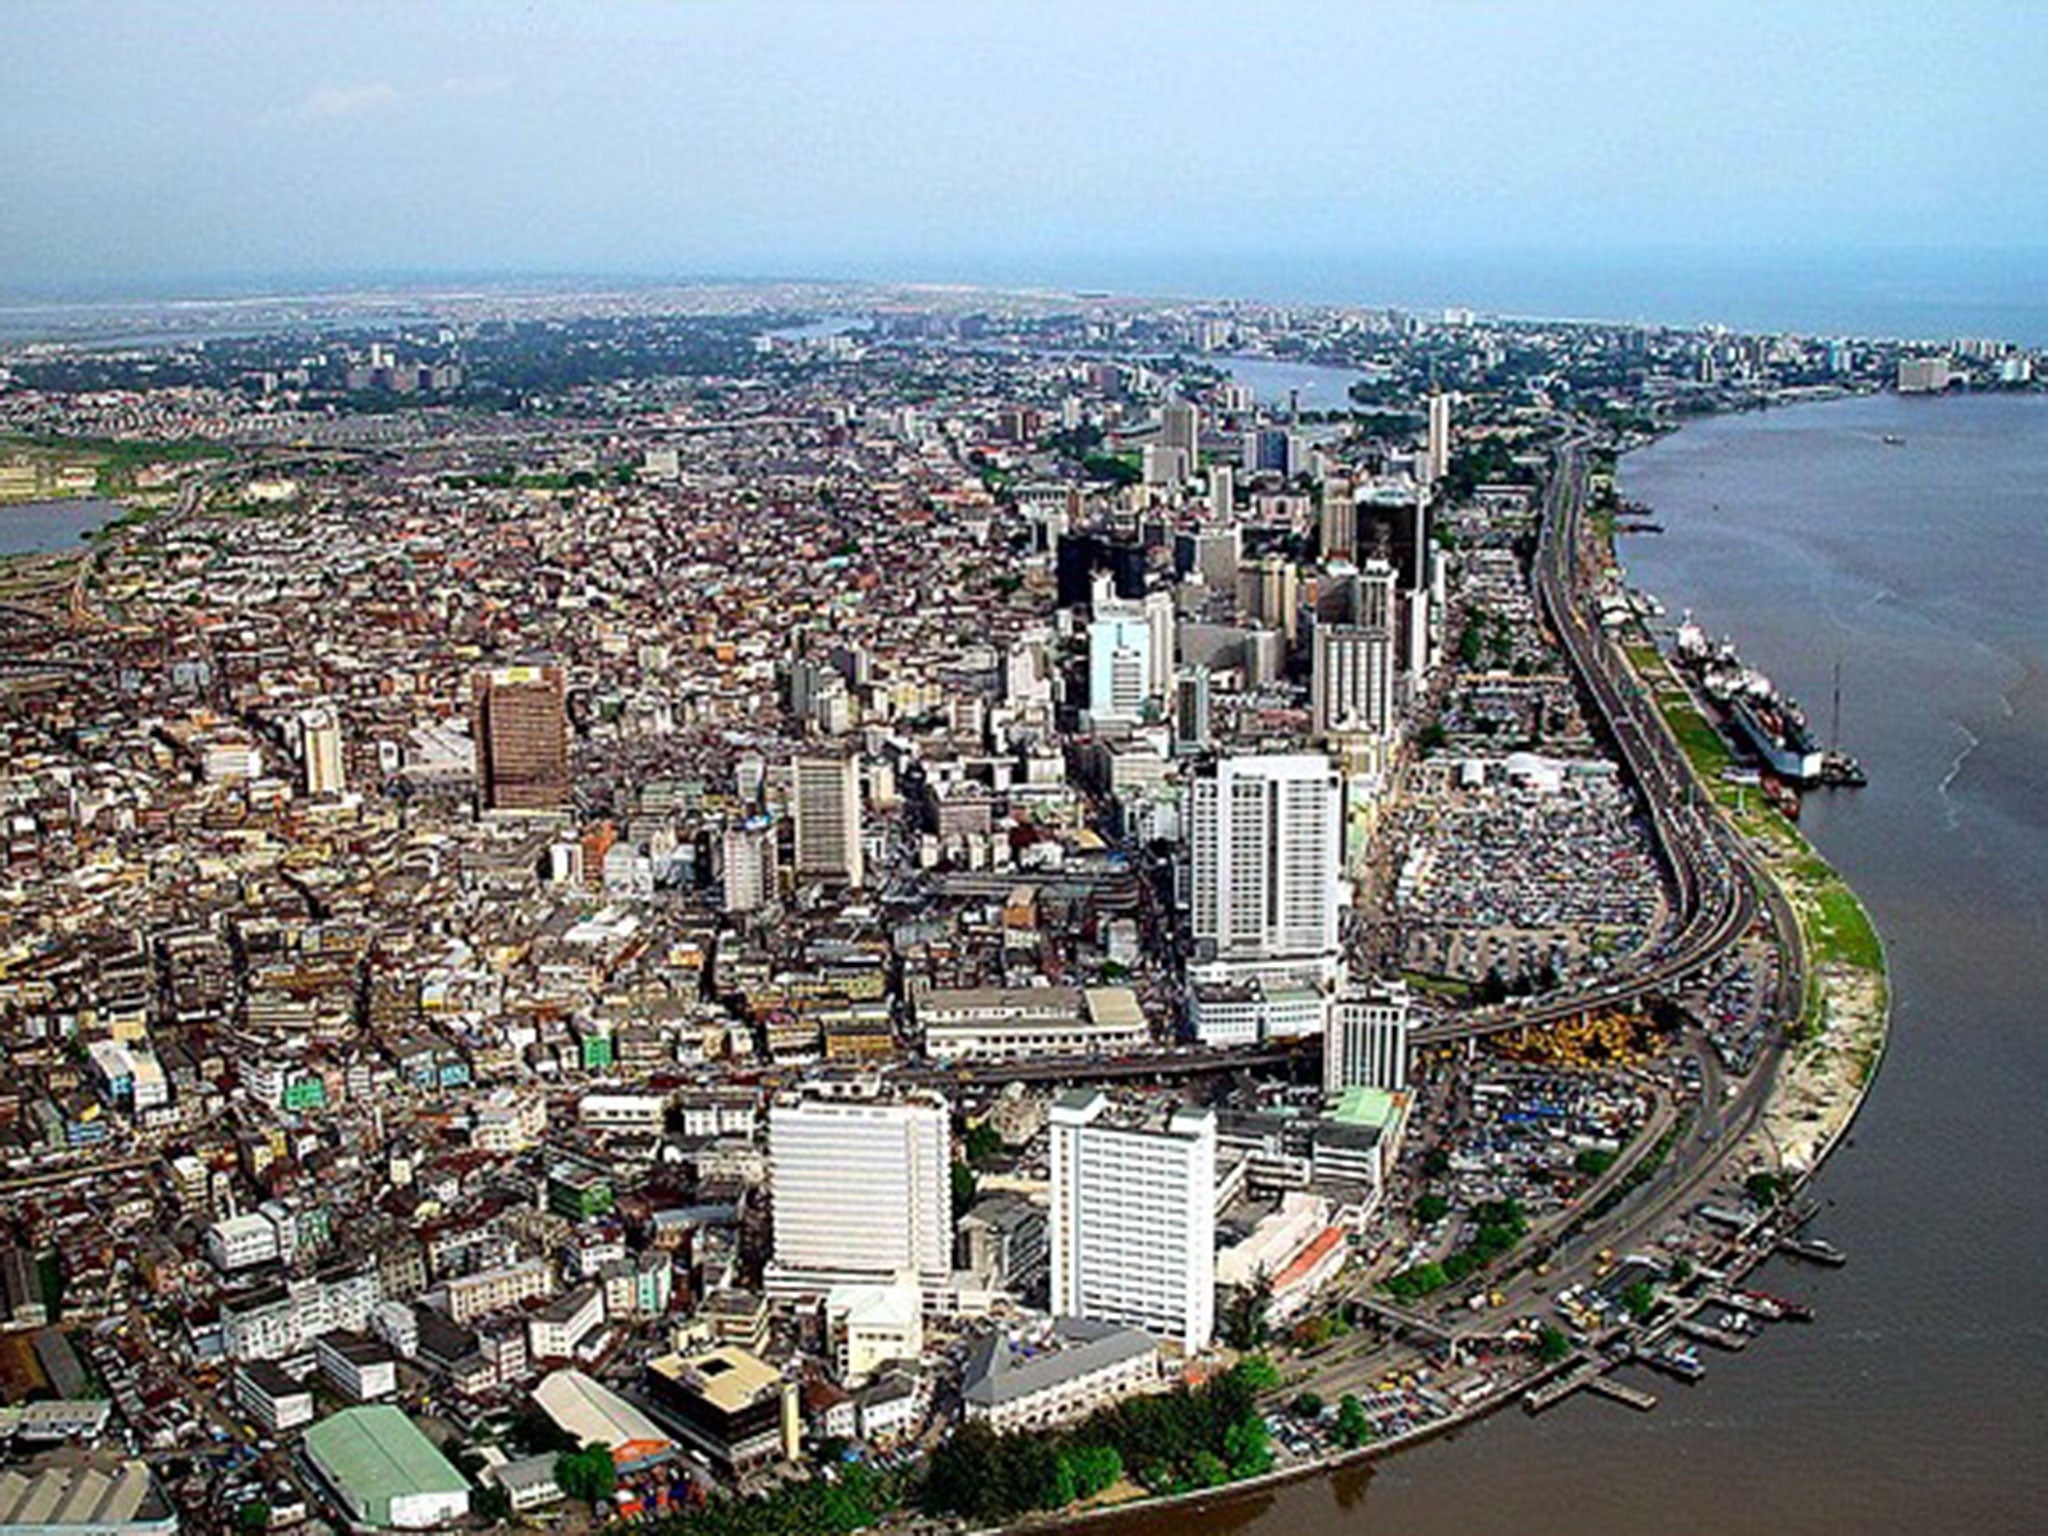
[1188,753,1345,966]
[1049,1092,1215,1350]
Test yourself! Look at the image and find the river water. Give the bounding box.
[1095,392,2048,1536]
[0,497,122,556]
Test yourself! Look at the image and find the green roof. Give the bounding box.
[303,1406,467,1525]
[1330,1086,1401,1130]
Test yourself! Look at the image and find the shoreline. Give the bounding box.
[1017,402,1897,1536]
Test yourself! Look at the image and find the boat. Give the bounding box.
[1882,433,1906,446]
[1752,1292,1815,1323]
[1761,773,1801,821]
[1646,1345,1706,1383]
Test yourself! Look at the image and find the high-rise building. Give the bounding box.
[791,755,863,887]
[1159,398,1199,459]
[1426,392,1453,484]
[1311,559,1398,738]
[300,706,345,798]
[1325,977,1412,1093]
[1087,613,1152,726]
[1187,753,1345,967]
[1208,463,1235,523]
[767,1093,951,1299]
[1172,666,1212,755]
[1049,1092,1215,1350]
[720,817,780,914]
[473,665,570,813]
[1319,472,1355,559]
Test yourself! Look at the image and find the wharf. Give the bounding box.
[1586,1376,1659,1411]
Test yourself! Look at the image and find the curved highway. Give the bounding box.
[1415,435,1802,1045]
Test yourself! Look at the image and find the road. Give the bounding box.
[1415,435,1803,1045]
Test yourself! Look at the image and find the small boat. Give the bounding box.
[1881,434,1906,446]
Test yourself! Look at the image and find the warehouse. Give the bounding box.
[302,1406,468,1529]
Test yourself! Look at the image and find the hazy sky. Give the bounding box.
[5,1,2046,292]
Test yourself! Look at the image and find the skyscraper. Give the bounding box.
[768,1093,951,1299]
[1187,753,1344,967]
[1208,462,1235,523]
[473,665,569,813]
[1049,1092,1215,1350]
[1159,398,1199,460]
[1319,472,1355,559]
[1426,391,1453,484]
[1311,558,1398,738]
[1172,666,1212,755]
[792,755,863,887]
[300,706,345,798]
[720,816,780,914]
[1325,976,1412,1093]
[1086,613,1152,725]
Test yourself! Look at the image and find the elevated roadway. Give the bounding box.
[1414,436,1802,1045]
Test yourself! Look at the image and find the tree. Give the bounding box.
[1221,1270,1273,1351]
[1414,1193,1451,1224]
[1335,1395,1371,1450]
[1744,1170,1787,1207]
[236,1502,269,1534]
[472,1484,513,1524]
[1536,1323,1572,1363]
[950,1159,980,1220]
[963,1121,1003,1167]
[1291,1391,1325,1419]
[1234,1353,1280,1392]
[1620,1281,1657,1323]
[556,1443,616,1504]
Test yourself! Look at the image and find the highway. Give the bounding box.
[1414,435,1803,1045]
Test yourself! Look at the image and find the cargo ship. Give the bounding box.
[1672,616,1825,785]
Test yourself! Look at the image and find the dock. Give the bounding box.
[1586,1376,1659,1411]
[1523,1355,1600,1413]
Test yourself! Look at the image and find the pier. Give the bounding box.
[1586,1376,1660,1411]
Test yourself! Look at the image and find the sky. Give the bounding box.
[4,1,2047,299]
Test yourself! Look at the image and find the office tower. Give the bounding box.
[1208,463,1235,523]
[791,755,863,887]
[1159,398,1199,459]
[1311,558,1398,737]
[1087,613,1152,725]
[1049,1092,1216,1350]
[1172,666,1212,755]
[1142,589,1175,699]
[1426,392,1453,484]
[1188,753,1344,965]
[768,1094,951,1298]
[300,706,345,797]
[720,817,780,914]
[1056,533,1147,610]
[473,665,569,813]
[1239,555,1299,643]
[1174,527,1240,592]
[1242,428,1301,477]
[1319,472,1356,560]
[1325,977,1412,1093]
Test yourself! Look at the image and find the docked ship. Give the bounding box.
[1672,616,1826,785]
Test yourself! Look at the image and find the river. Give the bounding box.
[1091,392,2048,1536]
[0,497,123,557]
